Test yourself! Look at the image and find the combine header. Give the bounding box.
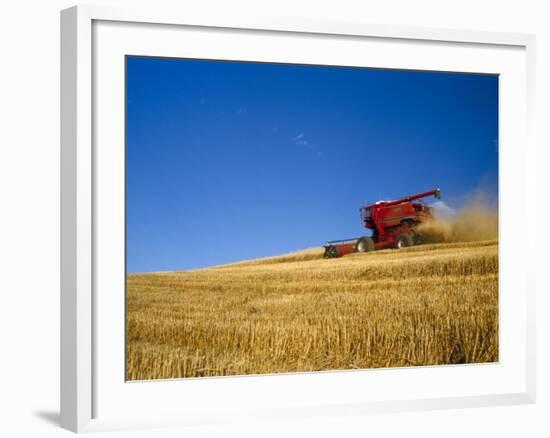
[323,189,441,258]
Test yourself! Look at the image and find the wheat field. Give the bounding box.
[126,239,498,380]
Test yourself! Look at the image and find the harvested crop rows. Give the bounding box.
[126,240,498,380]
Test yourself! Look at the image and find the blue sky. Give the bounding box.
[126,57,498,273]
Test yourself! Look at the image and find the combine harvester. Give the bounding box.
[323,189,441,258]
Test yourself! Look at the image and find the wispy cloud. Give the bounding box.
[291,132,323,159]
[292,132,309,146]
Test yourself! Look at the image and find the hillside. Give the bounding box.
[127,240,498,380]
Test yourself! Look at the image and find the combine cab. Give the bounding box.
[323,189,441,258]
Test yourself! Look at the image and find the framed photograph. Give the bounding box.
[61,5,536,433]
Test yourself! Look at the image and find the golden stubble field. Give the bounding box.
[126,239,498,380]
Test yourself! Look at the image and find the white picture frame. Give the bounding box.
[60,4,536,433]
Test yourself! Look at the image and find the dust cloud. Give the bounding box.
[416,196,498,243]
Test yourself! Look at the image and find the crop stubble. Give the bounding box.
[127,240,498,380]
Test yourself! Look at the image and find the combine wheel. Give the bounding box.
[396,233,413,249]
[324,245,339,258]
[355,236,374,253]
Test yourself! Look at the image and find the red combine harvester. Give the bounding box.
[323,189,441,258]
